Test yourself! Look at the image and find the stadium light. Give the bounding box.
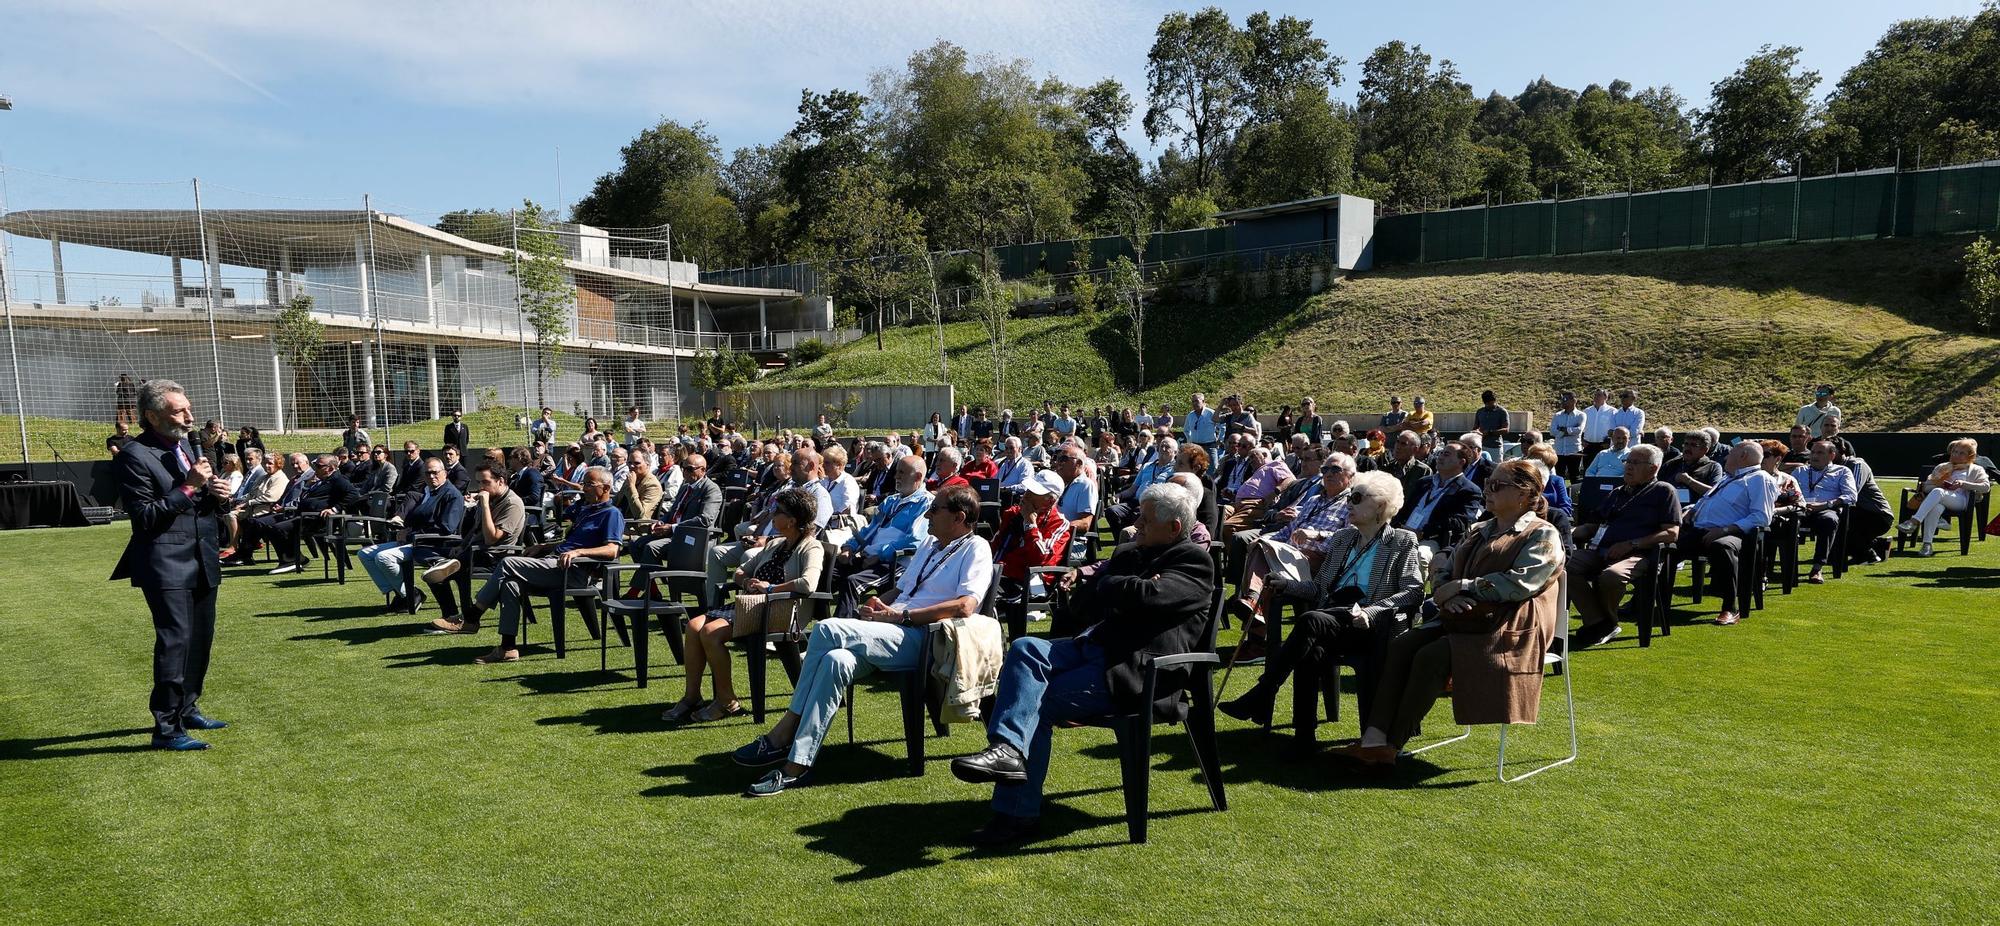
[228,333,265,340]
[125,327,160,334]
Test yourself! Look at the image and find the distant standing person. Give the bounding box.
[622,406,648,449]
[115,373,139,429]
[706,407,728,442]
[112,379,233,751]
[341,414,371,455]
[1795,385,1841,434]
[443,411,470,452]
[1473,390,1509,451]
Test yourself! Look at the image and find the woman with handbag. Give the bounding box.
[1336,459,1565,768]
[662,488,826,724]
[1220,470,1423,758]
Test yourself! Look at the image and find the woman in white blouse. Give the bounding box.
[1901,438,1992,556]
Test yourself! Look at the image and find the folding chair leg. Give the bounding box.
[1187,673,1227,812]
[1405,725,1472,756]
[748,642,768,725]
[629,611,649,689]
[900,674,927,777]
[551,596,567,659]
[1498,661,1578,783]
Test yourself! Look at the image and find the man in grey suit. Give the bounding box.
[625,452,724,597]
[111,380,233,751]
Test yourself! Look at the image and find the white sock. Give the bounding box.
[1359,727,1388,748]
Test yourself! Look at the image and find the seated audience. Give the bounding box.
[962,439,1000,481]
[1378,430,1433,501]
[1051,445,1097,542]
[1228,454,1357,660]
[1899,438,1991,557]
[1794,440,1857,583]
[833,455,932,619]
[1661,429,1721,499]
[730,485,992,797]
[1566,444,1679,648]
[240,453,357,575]
[1677,441,1775,626]
[820,443,863,543]
[947,482,1211,847]
[664,487,826,725]
[612,451,663,522]
[456,467,625,663]
[420,462,527,629]
[1395,440,1484,563]
[1335,459,1565,769]
[1221,470,1422,755]
[1221,447,1293,535]
[928,446,971,492]
[357,456,464,608]
[990,470,1072,601]
[1583,427,1633,478]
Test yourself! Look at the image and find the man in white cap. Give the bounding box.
[991,470,1073,603]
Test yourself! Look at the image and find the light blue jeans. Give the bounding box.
[987,636,1115,819]
[785,618,926,767]
[358,541,411,597]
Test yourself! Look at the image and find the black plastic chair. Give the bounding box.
[877,575,1002,777]
[598,524,712,687]
[1895,487,1988,557]
[406,530,524,616]
[1071,541,1227,843]
[516,550,615,659]
[1688,526,1765,614]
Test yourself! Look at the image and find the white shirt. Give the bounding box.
[658,462,684,501]
[1796,402,1842,432]
[996,454,1032,489]
[1609,405,1646,440]
[823,471,861,519]
[1580,402,1616,443]
[894,532,994,612]
[1550,409,1585,455]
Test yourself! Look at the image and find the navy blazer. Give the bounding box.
[111,432,224,591]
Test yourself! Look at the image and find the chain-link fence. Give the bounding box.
[0,167,830,462]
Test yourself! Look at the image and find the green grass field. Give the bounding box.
[3,507,1994,925]
[764,237,2000,432]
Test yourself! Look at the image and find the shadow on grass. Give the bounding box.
[1860,566,2000,589]
[0,727,155,760]
[287,622,428,646]
[254,605,385,621]
[382,643,492,668]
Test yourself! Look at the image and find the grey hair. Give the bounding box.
[1699,427,1722,447]
[582,465,613,487]
[1324,452,1358,475]
[936,446,963,468]
[1167,472,1205,496]
[1627,443,1665,468]
[1348,469,1405,521]
[1331,419,1351,433]
[137,379,185,415]
[1140,481,1197,541]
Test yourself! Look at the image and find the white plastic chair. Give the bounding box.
[1406,571,1577,783]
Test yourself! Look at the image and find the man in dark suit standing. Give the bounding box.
[112,379,233,751]
[443,410,470,454]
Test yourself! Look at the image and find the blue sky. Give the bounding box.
[0,0,1983,225]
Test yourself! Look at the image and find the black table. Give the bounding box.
[0,481,90,530]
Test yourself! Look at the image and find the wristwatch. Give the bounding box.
[897,610,913,627]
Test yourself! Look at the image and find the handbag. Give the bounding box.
[1985,512,2000,537]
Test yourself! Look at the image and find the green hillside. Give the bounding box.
[760,237,2000,432]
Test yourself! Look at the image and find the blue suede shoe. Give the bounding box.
[151,735,211,751]
[731,734,787,768]
[183,713,229,731]
[744,767,811,797]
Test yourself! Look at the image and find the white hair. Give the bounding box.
[1141,481,1197,541]
[1627,444,1664,467]
[1324,452,1357,475]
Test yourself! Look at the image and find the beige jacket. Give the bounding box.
[928,614,1004,723]
[241,469,290,518]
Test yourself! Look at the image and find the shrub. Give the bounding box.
[792,338,831,365]
[1966,236,2000,333]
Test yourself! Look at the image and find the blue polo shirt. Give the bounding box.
[558,500,625,553]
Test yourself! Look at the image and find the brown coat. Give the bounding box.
[1442,515,1562,726]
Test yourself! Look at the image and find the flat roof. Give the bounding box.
[0,209,800,306]
[1214,193,1360,222]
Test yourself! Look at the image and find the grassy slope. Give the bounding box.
[3,505,1997,925]
[764,237,1999,431]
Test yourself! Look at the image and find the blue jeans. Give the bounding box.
[987,636,1115,819]
[358,541,410,597]
[785,618,926,768]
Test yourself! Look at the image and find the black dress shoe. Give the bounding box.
[386,594,410,613]
[969,812,1041,849]
[1219,692,1274,726]
[950,742,1028,784]
[406,588,426,614]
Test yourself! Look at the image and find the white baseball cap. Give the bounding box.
[1024,470,1066,496]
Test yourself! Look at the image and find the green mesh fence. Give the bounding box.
[1373,160,2000,266]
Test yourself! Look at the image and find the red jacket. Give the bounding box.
[960,458,997,480]
[928,473,971,492]
[990,504,1071,580]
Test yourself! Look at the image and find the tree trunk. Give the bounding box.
[875,304,885,351]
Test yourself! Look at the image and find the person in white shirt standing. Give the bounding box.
[1550,391,1586,483]
[1578,388,1616,464]
[1609,390,1646,444]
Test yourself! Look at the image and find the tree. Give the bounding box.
[782,88,874,247]
[571,119,742,265]
[1107,256,1146,389]
[689,345,759,394]
[1697,45,1820,183]
[1227,83,1356,206]
[1239,11,1344,122]
[1142,7,1250,192]
[272,293,323,432]
[1164,190,1221,230]
[1354,41,1480,210]
[971,258,1009,410]
[1966,236,2000,333]
[803,167,927,351]
[510,199,575,407]
[435,207,551,247]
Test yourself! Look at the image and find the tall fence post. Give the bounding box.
[1550,182,1560,256]
[0,161,28,463]
[1703,170,1715,247]
[192,178,226,431]
[1890,149,1902,238]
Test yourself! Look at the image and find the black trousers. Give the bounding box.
[834,559,896,620]
[1680,531,1747,612]
[143,584,218,738]
[1845,509,1894,564]
[1799,509,1841,568]
[1556,453,1584,483]
[244,514,318,564]
[1241,610,1375,742]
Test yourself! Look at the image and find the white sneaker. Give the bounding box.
[1898,520,1917,536]
[268,563,301,575]
[423,559,460,583]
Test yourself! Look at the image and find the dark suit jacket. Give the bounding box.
[443,422,470,451]
[1071,538,1215,719]
[444,462,470,494]
[403,482,467,537]
[655,477,723,530]
[111,433,224,590]
[1395,474,1484,543]
[301,473,359,514]
[398,456,426,491]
